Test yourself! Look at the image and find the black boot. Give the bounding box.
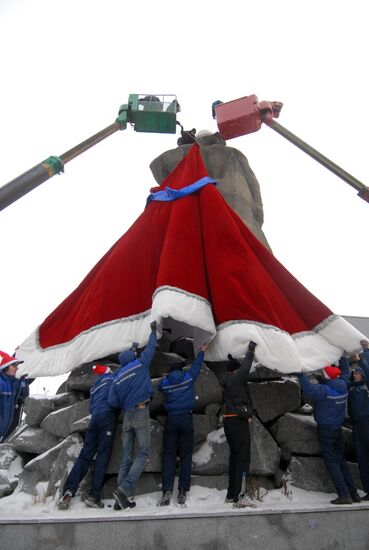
[177,488,186,506]
[330,496,353,505]
[58,490,73,511]
[350,491,361,503]
[158,491,172,506]
[113,487,136,510]
[85,496,104,509]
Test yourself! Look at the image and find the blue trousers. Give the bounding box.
[162,413,194,492]
[118,405,151,496]
[353,421,369,493]
[64,412,117,499]
[317,426,357,498]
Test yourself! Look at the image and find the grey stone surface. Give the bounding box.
[204,403,221,417]
[0,472,12,498]
[21,439,66,481]
[157,331,171,353]
[193,414,219,445]
[0,445,22,498]
[270,413,321,455]
[56,380,68,394]
[24,396,55,427]
[70,415,91,433]
[270,413,354,457]
[12,427,61,455]
[289,456,363,493]
[170,337,194,360]
[0,444,18,470]
[193,366,223,412]
[40,400,91,438]
[51,392,83,409]
[297,403,314,415]
[249,379,301,423]
[66,363,95,393]
[250,417,280,476]
[3,509,369,550]
[46,434,84,497]
[15,469,41,496]
[154,412,219,446]
[150,136,271,250]
[192,418,279,477]
[191,474,228,491]
[248,364,283,381]
[192,428,229,475]
[149,351,185,378]
[206,360,282,382]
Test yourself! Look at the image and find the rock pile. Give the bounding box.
[0,336,362,503]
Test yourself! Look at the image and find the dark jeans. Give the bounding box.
[317,425,357,498]
[353,421,369,493]
[162,413,194,492]
[224,416,251,502]
[63,412,117,499]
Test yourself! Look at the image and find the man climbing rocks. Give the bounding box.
[58,364,118,510]
[108,321,158,510]
[158,343,208,507]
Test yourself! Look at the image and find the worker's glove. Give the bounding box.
[130,342,139,355]
[248,341,257,353]
[150,321,157,334]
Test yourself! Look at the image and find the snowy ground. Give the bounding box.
[0,484,368,522]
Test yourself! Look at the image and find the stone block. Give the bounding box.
[194,366,223,412]
[149,352,185,378]
[170,337,194,360]
[12,427,61,455]
[46,434,84,497]
[192,428,229,476]
[66,363,95,393]
[270,413,354,458]
[193,414,219,445]
[0,444,18,470]
[24,396,55,427]
[40,400,90,438]
[289,456,363,493]
[250,417,280,476]
[70,415,91,433]
[248,379,301,423]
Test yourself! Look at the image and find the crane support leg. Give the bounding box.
[267,119,369,203]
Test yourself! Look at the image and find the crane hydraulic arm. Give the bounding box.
[213,95,369,204]
[0,94,179,212]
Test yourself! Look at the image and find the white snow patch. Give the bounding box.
[192,428,225,466]
[0,484,368,521]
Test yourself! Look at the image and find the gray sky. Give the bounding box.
[1,0,368,363]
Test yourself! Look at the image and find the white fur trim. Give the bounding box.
[16,287,365,377]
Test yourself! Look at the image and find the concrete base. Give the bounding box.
[1,505,369,550]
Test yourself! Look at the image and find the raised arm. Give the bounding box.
[232,342,256,384]
[298,373,327,401]
[140,322,158,368]
[188,345,207,380]
[339,356,351,386]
